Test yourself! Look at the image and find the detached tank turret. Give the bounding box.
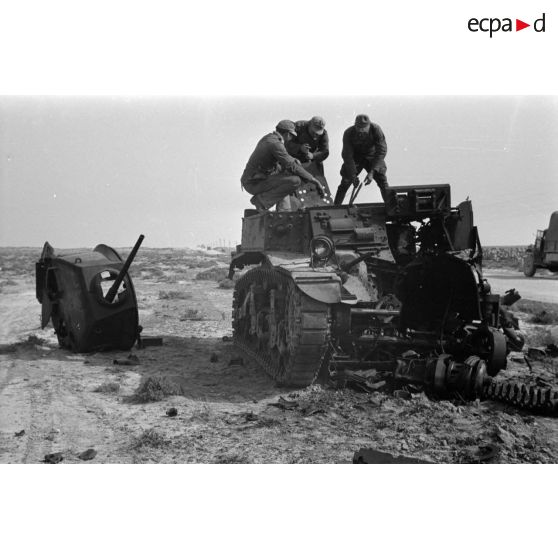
[229,183,521,397]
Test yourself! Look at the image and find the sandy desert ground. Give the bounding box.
[1,246,557,464]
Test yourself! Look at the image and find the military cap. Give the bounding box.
[276,120,297,136]
[309,116,326,134]
[355,114,371,128]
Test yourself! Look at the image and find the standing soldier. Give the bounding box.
[241,120,324,212]
[334,114,389,204]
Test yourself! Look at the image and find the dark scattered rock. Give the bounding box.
[228,357,244,366]
[166,407,178,417]
[210,353,219,363]
[78,449,97,461]
[353,448,433,464]
[300,404,327,416]
[527,347,547,360]
[268,396,299,410]
[510,353,526,363]
[367,380,387,391]
[242,411,259,422]
[138,336,163,348]
[477,444,501,463]
[113,354,140,366]
[44,452,64,464]
[14,429,25,437]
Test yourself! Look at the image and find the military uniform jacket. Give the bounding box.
[241,131,315,185]
[286,121,330,163]
[342,123,387,177]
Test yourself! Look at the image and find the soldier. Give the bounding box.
[241,120,323,212]
[334,114,389,205]
[286,116,330,167]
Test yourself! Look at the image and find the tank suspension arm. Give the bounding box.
[104,234,145,303]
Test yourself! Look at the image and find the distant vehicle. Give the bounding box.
[523,212,558,277]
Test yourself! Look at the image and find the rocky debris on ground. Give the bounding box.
[353,448,433,464]
[44,452,64,464]
[166,407,178,417]
[137,336,163,348]
[332,369,391,392]
[78,449,97,461]
[526,344,558,358]
[268,396,299,410]
[45,428,60,441]
[113,354,140,365]
[14,429,25,437]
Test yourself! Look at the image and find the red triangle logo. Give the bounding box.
[516,19,530,31]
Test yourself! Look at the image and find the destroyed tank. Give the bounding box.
[229,182,526,400]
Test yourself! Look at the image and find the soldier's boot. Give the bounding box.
[275,195,292,212]
[250,195,268,214]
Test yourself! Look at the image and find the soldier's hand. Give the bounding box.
[306,151,314,160]
[364,172,374,185]
[313,179,324,197]
[300,144,310,155]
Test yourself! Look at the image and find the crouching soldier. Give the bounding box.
[241,120,324,212]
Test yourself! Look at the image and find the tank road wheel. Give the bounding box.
[232,267,330,387]
[523,253,536,277]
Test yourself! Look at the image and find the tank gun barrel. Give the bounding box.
[104,234,145,303]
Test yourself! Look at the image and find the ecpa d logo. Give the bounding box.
[468,13,546,37]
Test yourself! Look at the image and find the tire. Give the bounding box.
[523,254,536,277]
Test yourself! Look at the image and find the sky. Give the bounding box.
[1,95,557,249]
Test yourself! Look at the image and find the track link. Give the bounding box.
[484,378,558,415]
[233,266,330,387]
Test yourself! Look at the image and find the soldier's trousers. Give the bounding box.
[242,173,302,210]
[334,160,388,205]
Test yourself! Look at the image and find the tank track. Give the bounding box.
[483,377,558,415]
[232,265,330,387]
